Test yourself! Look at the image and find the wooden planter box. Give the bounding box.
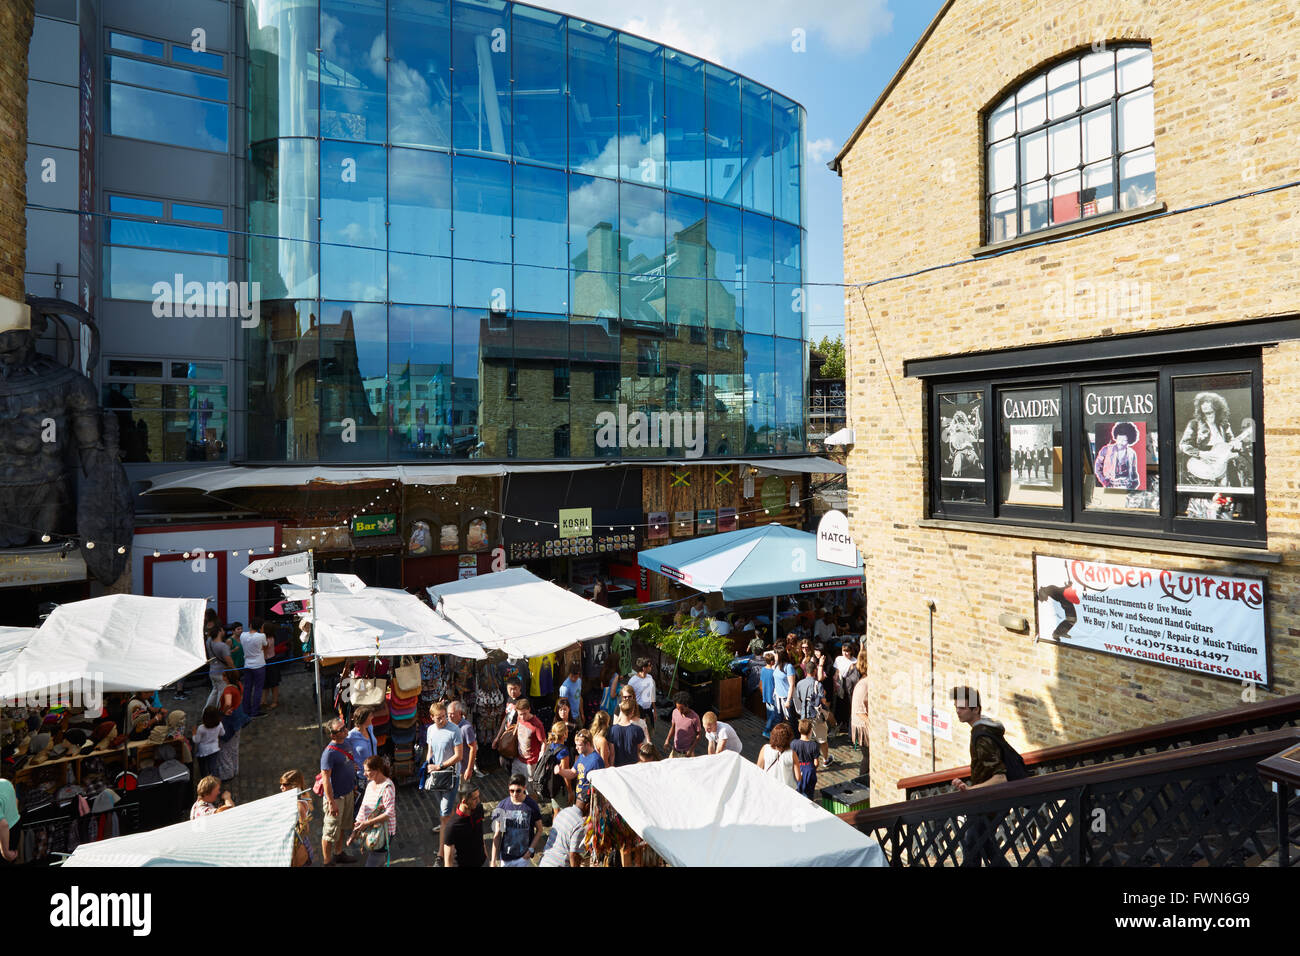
[714,675,743,721]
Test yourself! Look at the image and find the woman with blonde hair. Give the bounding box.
[540,720,575,809]
[189,775,234,820]
[280,769,313,866]
[850,648,869,777]
[589,710,615,769]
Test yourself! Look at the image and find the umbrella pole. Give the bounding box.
[311,549,324,751]
[772,594,777,636]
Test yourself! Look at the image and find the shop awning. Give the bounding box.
[0,627,36,677]
[0,595,207,699]
[62,789,301,867]
[428,568,635,658]
[587,751,886,867]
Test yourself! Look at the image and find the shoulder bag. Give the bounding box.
[494,718,519,760]
[362,782,392,853]
[351,676,388,708]
[393,656,421,696]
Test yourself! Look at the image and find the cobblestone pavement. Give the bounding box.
[167,665,870,867]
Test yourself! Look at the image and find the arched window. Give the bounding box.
[985,45,1155,243]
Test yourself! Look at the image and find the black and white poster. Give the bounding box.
[1176,384,1254,493]
[1010,424,1055,487]
[939,392,984,482]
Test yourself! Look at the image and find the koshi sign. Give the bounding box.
[816,510,857,568]
[558,508,593,539]
[1033,555,1269,685]
[240,550,312,581]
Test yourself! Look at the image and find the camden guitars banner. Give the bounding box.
[1033,554,1269,687]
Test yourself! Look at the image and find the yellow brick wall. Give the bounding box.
[838,0,1300,806]
[0,0,33,302]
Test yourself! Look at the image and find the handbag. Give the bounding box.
[362,783,391,853]
[494,720,519,760]
[426,766,456,791]
[393,656,421,696]
[352,677,387,707]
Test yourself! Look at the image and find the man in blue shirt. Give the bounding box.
[559,729,604,802]
[760,651,779,738]
[320,717,359,865]
[557,662,583,724]
[490,774,544,866]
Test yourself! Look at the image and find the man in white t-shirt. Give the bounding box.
[702,712,743,755]
[813,611,838,643]
[239,619,273,718]
[708,612,731,636]
[626,658,657,731]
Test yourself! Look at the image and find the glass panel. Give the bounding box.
[104,247,228,302]
[171,362,223,379]
[389,147,451,304]
[741,211,774,336]
[1081,380,1159,513]
[569,173,619,317]
[708,328,743,456]
[1116,46,1153,93]
[453,155,512,309]
[619,182,666,329]
[741,80,773,214]
[513,163,568,313]
[171,48,225,71]
[743,334,775,454]
[1174,372,1256,522]
[1047,59,1079,120]
[452,308,494,456]
[1020,128,1047,183]
[108,84,228,151]
[665,50,706,196]
[1081,105,1112,164]
[707,201,741,332]
[1119,146,1156,210]
[171,203,223,224]
[109,32,164,58]
[569,20,618,178]
[107,359,164,378]
[989,190,1017,243]
[247,0,318,139]
[512,6,566,167]
[773,94,801,225]
[109,195,164,217]
[1079,49,1114,107]
[570,315,619,456]
[107,219,227,255]
[987,97,1015,142]
[938,390,985,502]
[1081,160,1115,216]
[318,300,388,459]
[318,0,386,142]
[390,304,454,457]
[619,35,664,185]
[244,300,320,460]
[620,331,664,458]
[451,0,511,156]
[1049,117,1080,175]
[1016,74,1047,131]
[249,138,318,300]
[706,64,742,204]
[773,336,803,453]
[999,387,1062,508]
[666,192,707,330]
[1020,180,1048,233]
[1049,170,1082,225]
[321,141,386,301]
[988,139,1016,194]
[389,0,451,149]
[108,56,227,100]
[1118,87,1154,152]
[773,221,802,339]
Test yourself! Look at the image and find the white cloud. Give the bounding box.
[806,137,835,163]
[540,0,892,65]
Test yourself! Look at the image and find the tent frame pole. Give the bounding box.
[311,548,324,750]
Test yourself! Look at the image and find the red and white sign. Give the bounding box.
[917,706,953,742]
[888,719,921,756]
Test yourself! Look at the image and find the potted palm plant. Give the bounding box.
[643,621,740,717]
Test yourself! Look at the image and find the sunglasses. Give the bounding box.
[508,787,525,794]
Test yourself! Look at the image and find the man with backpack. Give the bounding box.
[950,685,1029,867]
[795,664,836,769]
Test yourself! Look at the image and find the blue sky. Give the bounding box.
[542,0,949,341]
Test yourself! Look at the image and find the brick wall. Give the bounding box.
[0,0,34,302]
[838,0,1300,805]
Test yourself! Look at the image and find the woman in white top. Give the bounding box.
[618,684,649,738]
[350,754,397,867]
[756,722,796,788]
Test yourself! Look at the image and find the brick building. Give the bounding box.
[833,0,1300,805]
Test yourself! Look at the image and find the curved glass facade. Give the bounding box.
[246,0,806,461]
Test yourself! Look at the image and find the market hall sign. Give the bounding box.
[1033,554,1269,686]
[352,513,396,537]
[558,507,593,539]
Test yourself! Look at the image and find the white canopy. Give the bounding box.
[428,568,634,659]
[0,626,37,678]
[62,789,301,867]
[587,751,886,868]
[280,584,486,660]
[0,595,207,699]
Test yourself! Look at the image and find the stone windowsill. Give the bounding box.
[972,202,1167,257]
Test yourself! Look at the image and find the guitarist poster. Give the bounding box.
[1175,379,1254,519]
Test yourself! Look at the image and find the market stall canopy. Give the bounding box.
[637,523,864,601]
[0,595,206,698]
[0,626,37,677]
[278,583,486,660]
[428,568,635,659]
[62,789,301,867]
[587,750,885,867]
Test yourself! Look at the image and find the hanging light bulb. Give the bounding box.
[207,552,214,559]
[86,541,95,549]
[117,546,126,554]
[153,549,161,558]
[41,533,51,543]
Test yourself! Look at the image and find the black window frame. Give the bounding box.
[927,350,1266,547]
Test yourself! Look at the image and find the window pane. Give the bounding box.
[569,21,618,178]
[451,0,510,156]
[389,147,451,304]
[514,164,569,313]
[108,55,227,100]
[773,221,802,339]
[988,139,1016,194]
[570,315,619,456]
[109,195,164,217]
[247,0,318,139]
[108,84,228,151]
[569,173,619,317]
[319,300,388,459]
[1081,380,1159,513]
[172,203,223,224]
[1119,146,1156,209]
[1020,128,1047,182]
[666,192,707,330]
[1049,170,1082,225]
[706,65,742,204]
[620,182,666,329]
[619,35,664,185]
[741,80,774,213]
[389,0,451,149]
[110,32,164,58]
[452,309,486,456]
[709,328,743,456]
[512,6,566,167]
[743,334,775,454]
[1116,46,1153,93]
[171,48,225,71]
[389,304,454,457]
[1016,74,1046,131]
[1081,105,1112,164]
[104,247,228,302]
[1082,161,1115,216]
[1049,117,1080,175]
[741,211,774,335]
[989,190,1017,243]
[108,359,164,378]
[249,138,318,300]
[244,300,320,460]
[1020,180,1048,233]
[987,96,1015,142]
[453,155,512,309]
[665,50,706,196]
[1118,87,1154,152]
[774,336,803,452]
[999,387,1062,508]
[1047,59,1079,120]
[319,0,386,141]
[938,390,985,502]
[1174,372,1256,522]
[773,95,802,225]
[321,141,386,301]
[706,201,742,331]
[171,362,223,379]
[1079,49,1114,106]
[108,219,227,255]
